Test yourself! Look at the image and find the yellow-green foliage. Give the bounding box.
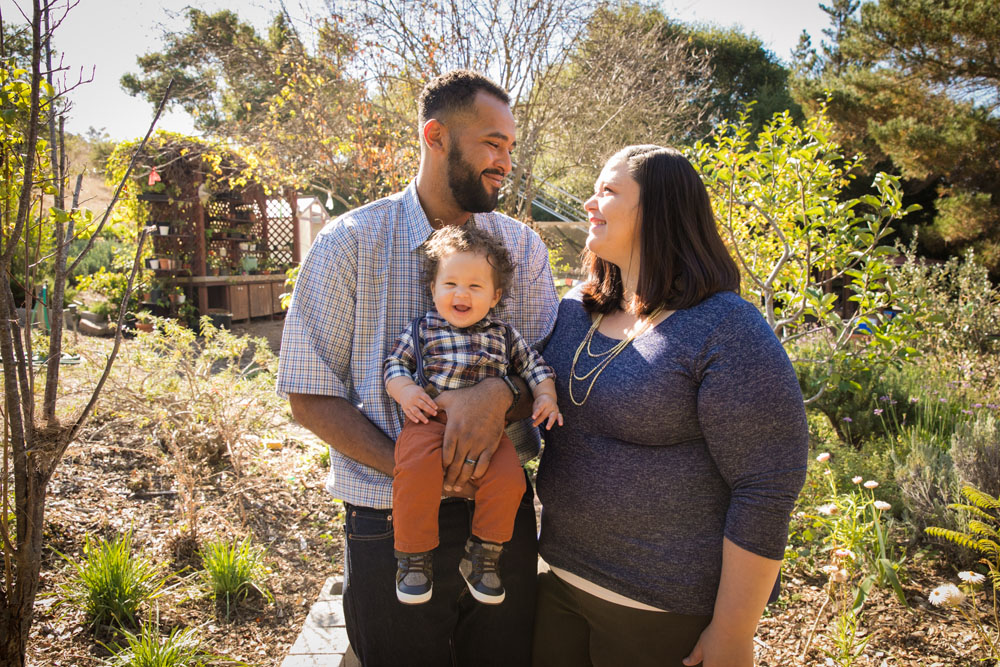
[927,485,1000,590]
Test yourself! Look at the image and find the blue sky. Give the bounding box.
[1,0,833,140]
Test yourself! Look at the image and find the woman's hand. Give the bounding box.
[682,622,753,667]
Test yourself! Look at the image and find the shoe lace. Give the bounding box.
[400,553,431,573]
[474,544,501,575]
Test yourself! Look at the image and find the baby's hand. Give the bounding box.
[531,394,563,430]
[399,385,438,424]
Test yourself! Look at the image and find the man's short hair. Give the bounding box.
[418,70,511,126]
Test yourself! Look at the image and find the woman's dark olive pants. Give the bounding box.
[532,570,712,667]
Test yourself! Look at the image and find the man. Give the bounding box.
[276,70,558,666]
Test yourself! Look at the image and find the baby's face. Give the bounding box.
[431,251,502,328]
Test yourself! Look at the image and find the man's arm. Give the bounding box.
[436,377,515,491]
[288,393,396,476]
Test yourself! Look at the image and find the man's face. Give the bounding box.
[444,91,516,214]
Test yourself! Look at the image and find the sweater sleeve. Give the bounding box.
[695,300,808,560]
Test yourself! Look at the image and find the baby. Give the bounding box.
[384,224,561,605]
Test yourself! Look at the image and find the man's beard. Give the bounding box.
[447,144,502,213]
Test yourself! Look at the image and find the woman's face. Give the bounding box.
[584,156,641,270]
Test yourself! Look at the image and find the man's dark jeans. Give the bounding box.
[342,473,538,667]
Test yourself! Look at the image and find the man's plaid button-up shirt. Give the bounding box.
[276,182,559,509]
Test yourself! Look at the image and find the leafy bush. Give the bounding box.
[104,623,216,667]
[951,413,1000,498]
[59,530,166,629]
[694,102,921,399]
[893,437,961,536]
[279,264,299,311]
[894,245,1000,356]
[100,318,283,541]
[199,535,271,618]
[75,265,148,321]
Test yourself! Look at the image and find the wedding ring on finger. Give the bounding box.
[464,457,478,466]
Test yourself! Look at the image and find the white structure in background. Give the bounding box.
[296,197,332,257]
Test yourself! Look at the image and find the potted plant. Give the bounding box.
[178,300,199,328]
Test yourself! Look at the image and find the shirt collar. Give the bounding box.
[401,183,435,252]
[401,181,479,252]
[426,309,496,332]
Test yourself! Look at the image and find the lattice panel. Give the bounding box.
[264,196,295,267]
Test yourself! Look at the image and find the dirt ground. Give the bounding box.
[231,316,287,355]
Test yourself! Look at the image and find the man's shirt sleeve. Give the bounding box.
[276,225,357,400]
[519,232,560,349]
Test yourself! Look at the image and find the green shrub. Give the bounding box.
[894,437,961,535]
[75,265,148,321]
[101,317,282,539]
[104,623,215,667]
[894,245,1000,356]
[60,530,166,629]
[199,535,271,617]
[951,413,1000,498]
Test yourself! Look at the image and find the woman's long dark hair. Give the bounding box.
[581,145,740,315]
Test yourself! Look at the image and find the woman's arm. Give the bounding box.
[691,300,809,665]
[683,538,781,666]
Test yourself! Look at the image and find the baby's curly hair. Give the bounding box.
[422,225,515,304]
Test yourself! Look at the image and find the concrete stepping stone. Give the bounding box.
[281,577,359,667]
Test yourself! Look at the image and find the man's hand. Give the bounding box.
[435,377,512,491]
[531,393,563,430]
[397,384,438,424]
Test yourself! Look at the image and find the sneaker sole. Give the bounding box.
[462,578,505,605]
[396,588,433,605]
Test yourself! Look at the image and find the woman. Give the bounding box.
[533,145,808,667]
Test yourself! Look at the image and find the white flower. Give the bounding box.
[852,476,863,485]
[959,571,986,585]
[928,583,966,607]
[874,500,892,511]
[821,564,840,575]
[816,503,839,516]
[831,568,849,583]
[863,480,879,489]
[816,452,831,462]
[833,548,855,560]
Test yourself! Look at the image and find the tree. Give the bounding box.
[682,22,802,137]
[533,2,715,196]
[692,104,922,402]
[1,2,165,662]
[339,0,597,218]
[539,2,802,197]
[793,0,1000,277]
[122,8,414,207]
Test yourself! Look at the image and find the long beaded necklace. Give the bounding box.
[568,305,665,406]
